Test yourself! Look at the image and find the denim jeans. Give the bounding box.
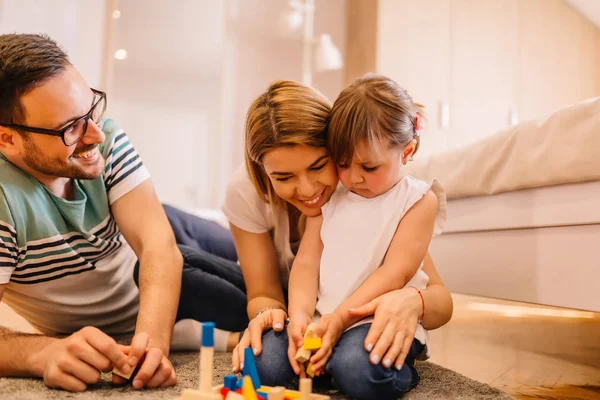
[162,204,238,262]
[133,207,249,332]
[255,324,424,400]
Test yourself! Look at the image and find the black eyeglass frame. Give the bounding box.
[0,88,107,146]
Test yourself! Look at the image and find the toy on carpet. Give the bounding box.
[177,322,329,400]
[294,324,321,378]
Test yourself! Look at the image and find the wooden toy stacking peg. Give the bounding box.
[200,322,216,392]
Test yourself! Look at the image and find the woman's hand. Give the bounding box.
[232,308,287,373]
[286,312,313,376]
[348,288,422,370]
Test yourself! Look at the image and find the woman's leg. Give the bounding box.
[253,325,296,388]
[326,324,424,400]
[133,244,249,332]
[163,204,238,262]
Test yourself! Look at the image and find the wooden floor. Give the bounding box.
[2,295,600,399]
[428,294,600,399]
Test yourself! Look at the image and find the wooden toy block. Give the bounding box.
[242,376,259,400]
[306,363,315,378]
[295,346,312,363]
[304,324,317,339]
[299,378,312,400]
[303,337,321,351]
[225,392,245,400]
[267,386,285,400]
[180,388,221,400]
[224,375,238,390]
[112,364,134,380]
[243,347,262,389]
[200,322,217,392]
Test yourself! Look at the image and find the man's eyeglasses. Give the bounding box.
[0,88,107,146]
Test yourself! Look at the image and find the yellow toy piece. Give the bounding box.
[303,337,321,351]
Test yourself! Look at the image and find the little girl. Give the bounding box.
[285,73,447,400]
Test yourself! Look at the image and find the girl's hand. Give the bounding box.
[309,313,344,375]
[232,308,288,373]
[348,288,422,370]
[286,312,313,376]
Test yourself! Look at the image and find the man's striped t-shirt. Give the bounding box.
[0,119,149,336]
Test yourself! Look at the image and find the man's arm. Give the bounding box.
[111,179,182,356]
[0,284,53,377]
[0,284,132,391]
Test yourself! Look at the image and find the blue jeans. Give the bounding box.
[255,324,423,400]
[133,206,249,332]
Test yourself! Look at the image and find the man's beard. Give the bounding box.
[22,138,104,180]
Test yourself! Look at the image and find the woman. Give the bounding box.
[222,80,453,383]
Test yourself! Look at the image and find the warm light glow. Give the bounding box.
[466,302,596,319]
[114,49,128,60]
[112,9,121,19]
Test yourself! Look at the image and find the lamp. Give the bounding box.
[278,0,343,86]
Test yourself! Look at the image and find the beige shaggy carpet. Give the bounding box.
[0,352,514,399]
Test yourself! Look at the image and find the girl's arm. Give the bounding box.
[288,215,324,320]
[334,190,439,329]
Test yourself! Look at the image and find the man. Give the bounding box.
[0,34,248,392]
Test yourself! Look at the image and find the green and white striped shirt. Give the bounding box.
[0,119,150,336]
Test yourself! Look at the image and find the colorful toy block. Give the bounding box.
[303,337,321,351]
[243,347,262,389]
[295,346,312,363]
[176,322,330,400]
[306,363,315,378]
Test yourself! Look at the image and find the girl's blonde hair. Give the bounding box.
[245,80,332,211]
[328,73,424,165]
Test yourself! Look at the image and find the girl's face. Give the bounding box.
[337,139,413,198]
[262,145,338,217]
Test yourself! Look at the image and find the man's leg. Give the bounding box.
[326,324,423,400]
[133,245,248,350]
[163,204,237,262]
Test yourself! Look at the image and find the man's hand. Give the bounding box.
[28,326,132,392]
[309,313,344,375]
[112,332,177,389]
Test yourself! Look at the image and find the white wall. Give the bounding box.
[108,0,347,210]
[0,0,106,88]
[217,0,347,208]
[107,0,226,210]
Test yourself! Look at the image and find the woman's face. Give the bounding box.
[262,145,338,217]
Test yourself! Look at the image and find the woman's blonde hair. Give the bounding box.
[328,73,424,166]
[245,80,331,212]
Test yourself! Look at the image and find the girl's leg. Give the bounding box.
[133,245,249,332]
[326,324,424,400]
[254,325,296,387]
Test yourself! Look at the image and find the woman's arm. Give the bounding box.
[419,252,454,330]
[348,251,453,368]
[229,223,287,319]
[287,215,323,319]
[334,190,439,329]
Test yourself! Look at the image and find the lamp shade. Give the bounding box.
[277,4,304,37]
[314,34,342,72]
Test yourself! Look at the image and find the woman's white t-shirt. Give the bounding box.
[222,165,294,287]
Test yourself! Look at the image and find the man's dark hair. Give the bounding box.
[0,34,71,126]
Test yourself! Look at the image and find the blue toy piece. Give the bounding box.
[235,376,244,390]
[224,375,237,390]
[201,322,215,347]
[242,347,261,389]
